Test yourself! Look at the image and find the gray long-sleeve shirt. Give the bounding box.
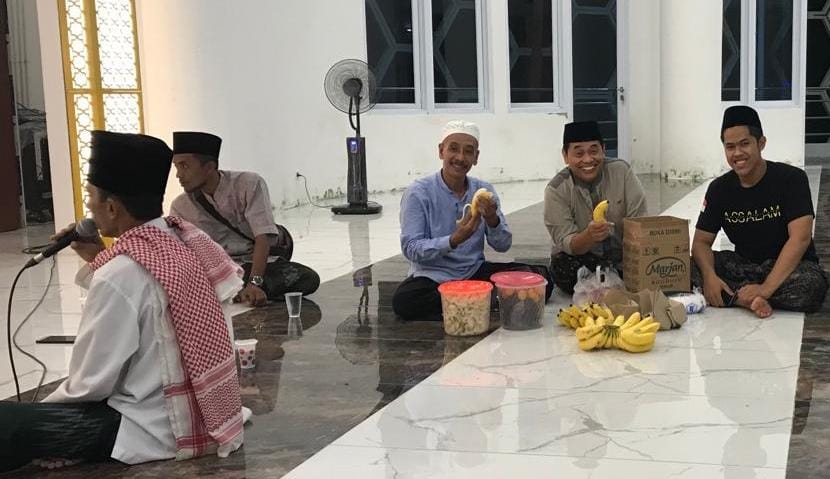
[543,158,648,262]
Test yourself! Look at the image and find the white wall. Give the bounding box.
[37,0,811,229]
[658,0,806,180]
[625,0,661,174]
[8,0,45,110]
[35,0,74,230]
[136,0,569,211]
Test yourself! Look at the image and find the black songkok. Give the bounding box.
[563,121,603,146]
[87,130,173,196]
[173,131,222,161]
[721,105,763,136]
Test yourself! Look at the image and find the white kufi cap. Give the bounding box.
[441,120,480,143]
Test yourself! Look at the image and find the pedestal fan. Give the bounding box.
[324,59,382,215]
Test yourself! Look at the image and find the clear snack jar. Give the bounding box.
[490,271,547,331]
[438,280,493,336]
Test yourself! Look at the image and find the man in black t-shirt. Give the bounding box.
[692,106,828,317]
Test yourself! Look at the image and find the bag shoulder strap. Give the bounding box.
[193,191,253,243]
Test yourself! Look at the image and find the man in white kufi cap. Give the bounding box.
[392,121,552,320]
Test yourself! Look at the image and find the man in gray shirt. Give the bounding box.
[169,132,319,306]
[544,121,648,293]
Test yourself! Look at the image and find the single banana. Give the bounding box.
[617,336,654,353]
[620,312,641,330]
[634,322,661,334]
[457,188,494,224]
[620,329,657,347]
[592,199,609,223]
[612,315,625,327]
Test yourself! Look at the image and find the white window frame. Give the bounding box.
[505,0,571,114]
[723,0,806,109]
[367,0,488,113]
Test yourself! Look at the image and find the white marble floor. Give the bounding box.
[0,179,551,400]
[0,169,821,477]
[285,168,823,479]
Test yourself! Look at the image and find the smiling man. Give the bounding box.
[692,105,828,318]
[544,120,648,293]
[392,120,552,320]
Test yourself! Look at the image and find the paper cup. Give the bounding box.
[235,338,258,369]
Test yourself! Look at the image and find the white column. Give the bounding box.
[35,0,75,229]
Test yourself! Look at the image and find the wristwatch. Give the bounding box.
[249,275,265,287]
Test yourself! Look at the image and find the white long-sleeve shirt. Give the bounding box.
[43,218,238,464]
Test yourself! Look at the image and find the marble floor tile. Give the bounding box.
[286,445,786,479]
[332,384,793,468]
[426,323,799,399]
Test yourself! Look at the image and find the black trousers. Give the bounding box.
[392,262,554,321]
[690,251,829,313]
[549,252,620,295]
[0,400,121,472]
[243,258,321,300]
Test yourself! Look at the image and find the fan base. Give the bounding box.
[331,201,382,215]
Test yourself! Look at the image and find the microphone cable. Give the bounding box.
[6,257,55,402]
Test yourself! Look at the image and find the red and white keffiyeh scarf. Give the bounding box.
[91,216,244,459]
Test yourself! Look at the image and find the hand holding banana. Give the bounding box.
[457,188,495,224]
[585,199,611,243]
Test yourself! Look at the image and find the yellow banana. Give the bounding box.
[457,188,494,223]
[558,305,589,329]
[620,312,641,330]
[634,322,661,334]
[576,310,658,353]
[592,200,609,223]
[578,327,606,351]
[620,329,656,347]
[589,303,607,320]
[617,336,654,353]
[576,324,603,341]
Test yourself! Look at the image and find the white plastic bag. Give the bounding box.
[572,265,624,306]
[669,287,707,314]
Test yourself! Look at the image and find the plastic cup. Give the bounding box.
[437,280,493,336]
[285,292,302,318]
[235,339,258,369]
[287,316,303,338]
[491,271,547,331]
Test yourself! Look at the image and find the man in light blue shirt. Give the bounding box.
[392,121,553,321]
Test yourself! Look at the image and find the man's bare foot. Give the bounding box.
[749,297,773,318]
[32,458,83,469]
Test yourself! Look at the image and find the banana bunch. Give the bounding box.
[457,188,494,224]
[592,199,609,223]
[576,312,660,353]
[557,303,614,329]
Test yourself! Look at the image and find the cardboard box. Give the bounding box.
[623,216,690,293]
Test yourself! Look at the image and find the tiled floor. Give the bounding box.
[1,170,827,478]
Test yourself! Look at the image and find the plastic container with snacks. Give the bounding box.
[438,280,493,336]
[490,271,547,331]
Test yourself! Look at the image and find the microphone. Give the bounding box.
[25,218,98,268]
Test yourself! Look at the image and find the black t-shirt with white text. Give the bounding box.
[696,161,817,264]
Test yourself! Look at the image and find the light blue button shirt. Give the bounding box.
[399,171,512,283]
